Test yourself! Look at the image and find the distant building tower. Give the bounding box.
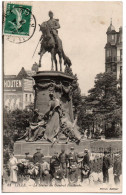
[105,19,122,80]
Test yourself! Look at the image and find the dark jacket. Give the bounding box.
[68,152,78,166]
[83,154,90,166]
[59,152,67,164]
[102,156,110,171]
[113,159,122,176]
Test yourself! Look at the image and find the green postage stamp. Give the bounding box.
[4,3,32,36]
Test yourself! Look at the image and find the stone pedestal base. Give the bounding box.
[14,140,91,158]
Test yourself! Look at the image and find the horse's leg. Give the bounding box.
[51,48,55,71]
[58,52,62,72]
[39,48,46,67]
[54,54,58,71]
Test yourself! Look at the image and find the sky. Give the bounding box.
[3,1,122,95]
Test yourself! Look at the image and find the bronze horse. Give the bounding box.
[39,22,72,71]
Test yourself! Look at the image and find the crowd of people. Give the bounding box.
[3,147,122,187]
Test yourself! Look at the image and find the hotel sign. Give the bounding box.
[4,79,22,91]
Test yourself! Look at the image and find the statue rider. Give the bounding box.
[38,11,61,55]
[47,11,60,46]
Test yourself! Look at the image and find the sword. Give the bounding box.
[32,39,41,58]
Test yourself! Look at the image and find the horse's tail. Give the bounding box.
[62,49,72,67]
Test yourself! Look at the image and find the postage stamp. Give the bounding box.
[4,3,32,36]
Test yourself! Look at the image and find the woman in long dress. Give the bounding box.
[8,153,18,183]
[44,94,61,143]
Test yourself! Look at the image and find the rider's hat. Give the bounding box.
[48,10,53,15]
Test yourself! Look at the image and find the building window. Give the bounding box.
[120,49,122,61]
[120,66,122,75]
[112,65,116,72]
[112,35,115,40]
[106,64,111,72]
[29,94,32,102]
[106,49,111,57]
[25,94,28,102]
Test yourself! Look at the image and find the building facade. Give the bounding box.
[105,20,122,80]
[4,67,35,110]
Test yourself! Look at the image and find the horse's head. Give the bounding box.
[39,22,51,40]
[39,22,47,32]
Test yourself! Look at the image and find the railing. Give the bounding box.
[89,147,122,173]
[106,56,122,63]
[106,56,117,62]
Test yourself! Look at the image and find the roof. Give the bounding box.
[17,67,35,79]
[107,19,116,33]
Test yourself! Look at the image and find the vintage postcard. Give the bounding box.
[2,1,122,193]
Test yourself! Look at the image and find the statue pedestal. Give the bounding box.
[14,139,91,158]
[33,71,74,122]
[14,71,84,157]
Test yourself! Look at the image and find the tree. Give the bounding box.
[85,71,122,138]
[3,106,34,149]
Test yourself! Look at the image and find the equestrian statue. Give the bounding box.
[38,11,72,71]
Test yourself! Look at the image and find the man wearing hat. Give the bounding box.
[113,154,122,185]
[68,147,78,167]
[33,147,44,164]
[83,149,90,167]
[81,149,90,182]
[59,149,68,177]
[102,150,110,183]
[47,11,61,48]
[50,152,60,177]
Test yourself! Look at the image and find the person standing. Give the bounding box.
[40,158,51,185]
[59,149,67,177]
[8,152,18,183]
[81,149,90,183]
[68,147,78,167]
[113,154,122,185]
[50,152,60,177]
[83,149,90,167]
[102,150,110,183]
[33,148,44,164]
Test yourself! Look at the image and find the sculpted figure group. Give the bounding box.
[19,93,81,145]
